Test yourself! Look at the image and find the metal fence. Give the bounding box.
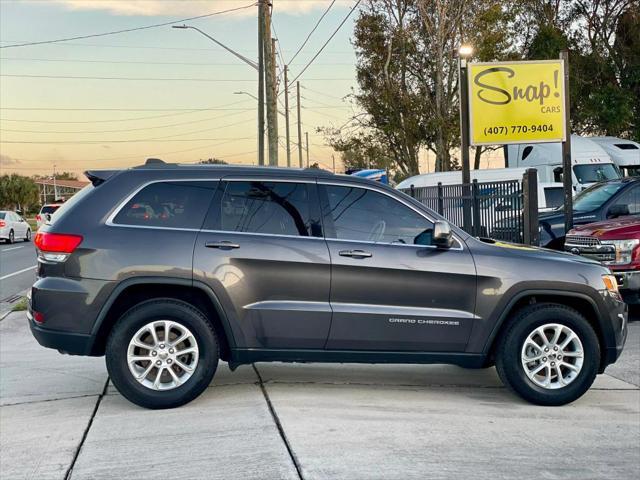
[404,169,539,245]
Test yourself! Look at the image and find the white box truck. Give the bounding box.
[505,134,621,193]
[589,137,640,177]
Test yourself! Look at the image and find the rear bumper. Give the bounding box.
[28,314,93,355]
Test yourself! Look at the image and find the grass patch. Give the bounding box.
[12,297,28,312]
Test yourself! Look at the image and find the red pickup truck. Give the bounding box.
[565,216,640,304]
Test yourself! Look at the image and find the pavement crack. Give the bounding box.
[64,377,109,480]
[253,364,304,480]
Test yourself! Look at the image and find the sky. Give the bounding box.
[0,0,362,177]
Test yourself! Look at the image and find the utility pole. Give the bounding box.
[283,65,291,167]
[52,164,58,202]
[296,81,303,167]
[332,154,336,173]
[560,50,573,231]
[257,1,265,165]
[305,131,310,168]
[263,2,278,166]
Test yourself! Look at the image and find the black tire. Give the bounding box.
[106,299,219,409]
[495,303,600,406]
[24,229,31,242]
[8,230,14,244]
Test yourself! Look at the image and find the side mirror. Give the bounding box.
[607,204,629,219]
[433,220,453,249]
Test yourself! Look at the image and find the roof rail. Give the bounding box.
[303,167,334,176]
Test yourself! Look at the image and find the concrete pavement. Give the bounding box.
[1,311,638,479]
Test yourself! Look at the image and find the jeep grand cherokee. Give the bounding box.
[28,161,627,408]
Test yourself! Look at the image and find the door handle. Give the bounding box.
[339,249,372,259]
[205,241,240,250]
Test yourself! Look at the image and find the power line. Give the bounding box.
[0,137,255,145]
[0,74,258,82]
[0,99,254,124]
[0,110,255,134]
[0,107,254,112]
[289,0,362,85]
[0,3,257,49]
[0,74,352,82]
[302,85,350,101]
[0,57,356,66]
[0,41,357,54]
[288,0,336,65]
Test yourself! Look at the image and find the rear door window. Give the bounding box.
[215,181,315,237]
[113,181,218,229]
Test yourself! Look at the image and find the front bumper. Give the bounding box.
[599,291,628,372]
[612,269,640,304]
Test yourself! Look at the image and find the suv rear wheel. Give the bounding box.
[106,299,219,409]
[495,303,599,406]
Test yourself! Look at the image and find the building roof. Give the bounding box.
[35,179,90,189]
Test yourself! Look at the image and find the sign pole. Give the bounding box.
[459,57,472,233]
[560,50,573,233]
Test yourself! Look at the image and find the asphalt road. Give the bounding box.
[0,312,638,480]
[0,241,37,311]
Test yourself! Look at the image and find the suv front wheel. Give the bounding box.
[106,299,219,409]
[495,303,600,406]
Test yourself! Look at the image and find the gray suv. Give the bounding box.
[29,161,627,408]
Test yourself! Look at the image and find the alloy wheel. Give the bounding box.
[521,323,584,389]
[127,320,199,391]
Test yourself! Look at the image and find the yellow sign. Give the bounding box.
[468,60,566,146]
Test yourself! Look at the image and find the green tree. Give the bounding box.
[198,158,228,164]
[0,174,39,211]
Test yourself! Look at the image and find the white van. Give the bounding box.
[505,135,621,193]
[589,137,640,177]
[396,167,564,211]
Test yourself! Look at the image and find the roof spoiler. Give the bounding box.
[84,170,119,186]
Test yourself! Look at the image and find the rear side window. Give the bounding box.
[0,213,5,220]
[113,181,217,229]
[544,187,564,209]
[218,181,314,237]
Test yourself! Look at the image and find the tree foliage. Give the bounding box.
[0,174,39,211]
[325,0,638,175]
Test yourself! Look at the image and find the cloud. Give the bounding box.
[49,1,347,17]
[0,154,21,165]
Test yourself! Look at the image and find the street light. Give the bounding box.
[173,24,264,165]
[172,25,258,70]
[459,44,474,58]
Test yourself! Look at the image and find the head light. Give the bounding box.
[602,274,620,297]
[601,239,640,265]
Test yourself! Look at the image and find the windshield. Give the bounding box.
[40,205,61,214]
[572,182,626,213]
[573,164,620,184]
[0,212,5,220]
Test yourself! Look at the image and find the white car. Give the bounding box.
[0,211,32,244]
[36,203,63,229]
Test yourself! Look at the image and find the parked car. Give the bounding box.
[36,203,63,229]
[29,161,627,409]
[565,216,640,304]
[538,177,639,249]
[0,210,32,243]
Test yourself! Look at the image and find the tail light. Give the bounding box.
[0,220,5,227]
[34,232,83,262]
[36,214,42,222]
